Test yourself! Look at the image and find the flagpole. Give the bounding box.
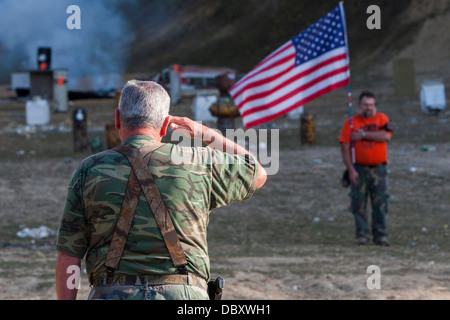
[339,1,355,165]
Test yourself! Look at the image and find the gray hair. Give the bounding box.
[118,80,170,129]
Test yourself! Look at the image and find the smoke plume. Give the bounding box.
[0,0,132,90]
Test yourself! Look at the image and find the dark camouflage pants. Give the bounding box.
[88,284,209,300]
[349,164,389,240]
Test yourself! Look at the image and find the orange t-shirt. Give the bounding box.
[339,113,392,166]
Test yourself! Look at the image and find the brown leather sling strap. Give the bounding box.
[104,142,187,277]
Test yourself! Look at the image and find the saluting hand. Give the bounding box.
[169,116,205,139]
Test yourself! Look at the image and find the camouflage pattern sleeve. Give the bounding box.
[56,165,89,259]
[209,149,258,210]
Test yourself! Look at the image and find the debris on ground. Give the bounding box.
[16,226,57,239]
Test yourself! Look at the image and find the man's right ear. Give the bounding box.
[115,109,121,130]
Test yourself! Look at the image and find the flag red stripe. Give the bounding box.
[232,52,296,99]
[234,43,293,90]
[237,53,348,108]
[240,66,349,117]
[255,41,292,69]
[244,78,349,128]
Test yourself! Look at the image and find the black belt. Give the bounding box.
[92,273,208,292]
[355,163,386,168]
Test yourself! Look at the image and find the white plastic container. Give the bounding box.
[26,97,50,125]
[420,80,446,115]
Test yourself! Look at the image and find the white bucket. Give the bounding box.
[26,97,50,125]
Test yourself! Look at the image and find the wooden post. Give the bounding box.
[300,112,316,145]
[73,107,88,152]
[106,122,121,149]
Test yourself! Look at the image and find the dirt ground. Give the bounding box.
[0,82,449,300]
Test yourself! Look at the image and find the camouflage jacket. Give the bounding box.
[56,135,258,283]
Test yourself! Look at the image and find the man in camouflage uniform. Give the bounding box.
[55,80,267,300]
[339,91,392,246]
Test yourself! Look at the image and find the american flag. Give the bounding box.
[230,3,350,129]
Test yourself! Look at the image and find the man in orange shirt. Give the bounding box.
[340,91,392,246]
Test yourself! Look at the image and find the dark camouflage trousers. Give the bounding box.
[88,284,209,300]
[349,164,389,240]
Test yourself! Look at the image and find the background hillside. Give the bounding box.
[1,0,449,94]
[117,0,450,91]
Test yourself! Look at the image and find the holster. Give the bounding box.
[341,169,350,188]
[207,276,225,300]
